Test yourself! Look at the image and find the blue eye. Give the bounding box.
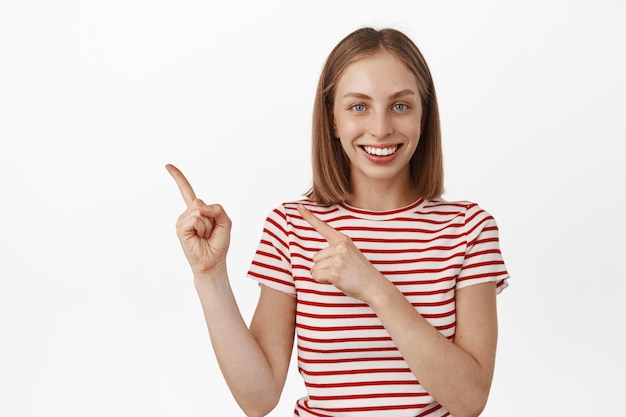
[393,103,407,111]
[352,104,366,112]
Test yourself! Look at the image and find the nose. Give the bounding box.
[368,110,393,139]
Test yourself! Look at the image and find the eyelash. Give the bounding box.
[350,103,410,112]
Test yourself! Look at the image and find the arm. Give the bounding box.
[166,164,295,417]
[297,204,498,417]
[369,280,497,417]
[196,278,296,417]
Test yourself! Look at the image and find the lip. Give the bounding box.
[360,144,403,164]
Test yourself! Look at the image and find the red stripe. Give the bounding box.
[308,391,431,401]
[298,345,398,355]
[373,251,464,264]
[298,334,392,344]
[250,260,290,275]
[300,367,412,377]
[305,379,420,388]
[298,355,405,364]
[247,270,293,288]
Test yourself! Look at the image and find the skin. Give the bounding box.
[166,163,295,417]
[167,50,498,417]
[332,50,423,210]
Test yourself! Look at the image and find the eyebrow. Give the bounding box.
[341,89,416,100]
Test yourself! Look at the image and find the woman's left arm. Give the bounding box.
[297,204,499,417]
[370,280,498,417]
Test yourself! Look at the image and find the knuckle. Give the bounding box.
[337,234,351,244]
[190,198,204,208]
[336,242,349,254]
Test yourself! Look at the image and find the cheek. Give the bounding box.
[336,118,364,140]
[400,118,422,139]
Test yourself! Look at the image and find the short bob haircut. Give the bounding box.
[306,27,444,205]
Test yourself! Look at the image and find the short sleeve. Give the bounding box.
[246,204,297,296]
[457,203,510,294]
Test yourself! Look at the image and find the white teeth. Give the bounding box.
[363,145,398,156]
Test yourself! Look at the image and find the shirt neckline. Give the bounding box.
[336,198,426,220]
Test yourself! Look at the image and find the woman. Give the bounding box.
[167,26,509,417]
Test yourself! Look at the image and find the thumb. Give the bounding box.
[201,204,232,233]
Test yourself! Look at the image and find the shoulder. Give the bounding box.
[421,199,501,237]
[259,199,339,232]
[267,199,341,220]
[420,198,481,222]
[423,198,494,218]
[422,198,478,212]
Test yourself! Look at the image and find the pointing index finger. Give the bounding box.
[165,164,197,207]
[297,204,341,243]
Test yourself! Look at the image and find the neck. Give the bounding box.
[347,183,419,211]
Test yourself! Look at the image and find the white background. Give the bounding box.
[1,1,624,415]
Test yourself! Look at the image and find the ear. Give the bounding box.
[331,117,339,139]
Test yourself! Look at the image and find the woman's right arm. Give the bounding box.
[195,276,296,417]
[166,164,296,417]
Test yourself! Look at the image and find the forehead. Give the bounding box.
[336,50,418,94]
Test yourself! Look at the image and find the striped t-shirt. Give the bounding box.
[247,198,509,417]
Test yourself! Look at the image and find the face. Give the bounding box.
[332,50,423,190]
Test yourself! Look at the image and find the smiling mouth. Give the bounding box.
[362,145,399,156]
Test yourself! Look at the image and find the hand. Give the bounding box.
[166,164,231,278]
[297,204,386,303]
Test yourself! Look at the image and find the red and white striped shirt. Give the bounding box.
[247,198,509,417]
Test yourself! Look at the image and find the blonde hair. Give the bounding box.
[306,27,443,205]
